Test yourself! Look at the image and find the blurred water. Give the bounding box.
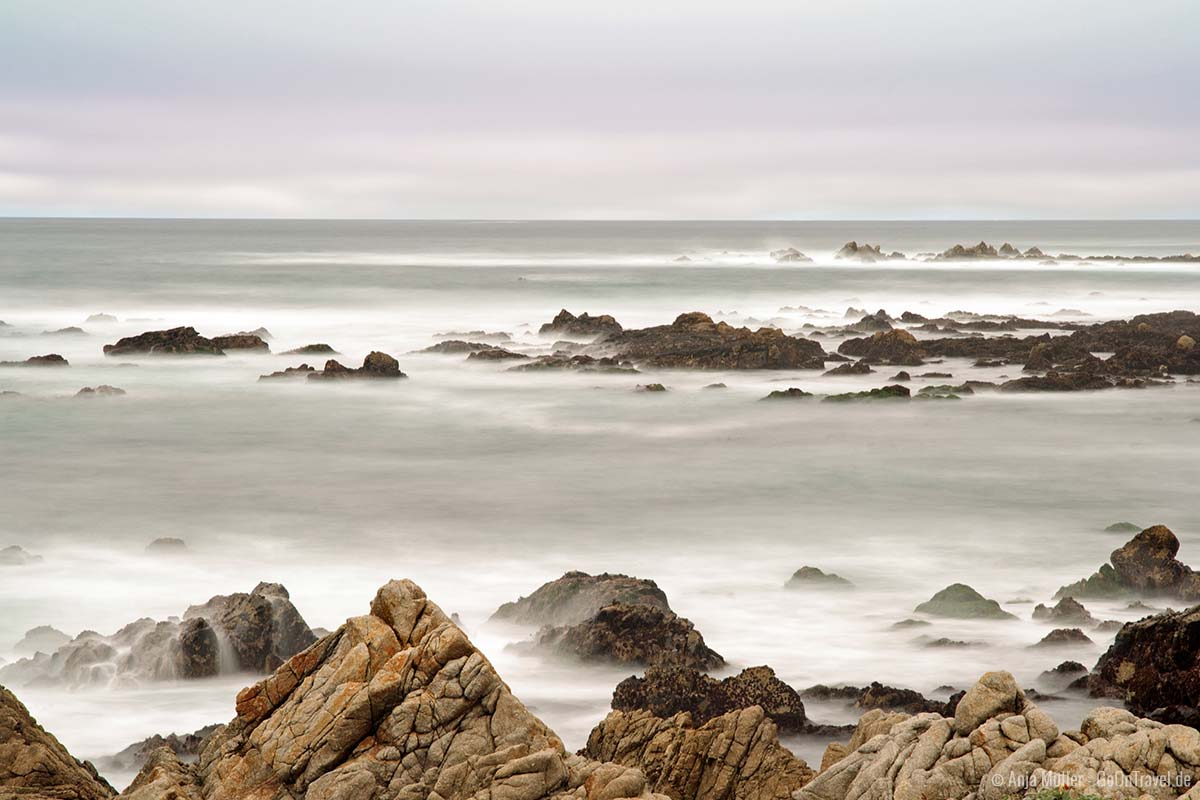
[1,219,1199,786]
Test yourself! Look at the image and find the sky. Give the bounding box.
[1,1,1198,220]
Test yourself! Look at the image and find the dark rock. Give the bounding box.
[1056,525,1200,601]
[1032,597,1096,626]
[0,353,70,367]
[598,312,827,370]
[1090,605,1200,713]
[281,343,338,355]
[177,618,220,678]
[419,340,493,354]
[835,242,899,263]
[183,582,316,674]
[103,327,224,356]
[838,329,925,365]
[491,570,671,627]
[852,312,893,332]
[96,724,221,775]
[510,353,638,373]
[0,685,115,800]
[891,619,931,629]
[211,334,269,351]
[762,387,813,400]
[1104,521,1142,534]
[889,371,911,381]
[799,682,950,715]
[307,352,405,380]
[257,364,315,381]
[1031,628,1092,648]
[1043,661,1087,677]
[786,566,852,589]
[914,584,1017,620]
[924,637,976,648]
[823,360,873,376]
[612,664,807,733]
[635,383,667,392]
[937,241,999,260]
[538,309,623,338]
[535,602,724,670]
[702,382,726,389]
[823,384,910,402]
[75,385,125,397]
[999,370,1114,392]
[466,348,529,361]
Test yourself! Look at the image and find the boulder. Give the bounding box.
[1104,521,1142,533]
[491,571,671,628]
[786,566,853,589]
[584,706,813,799]
[1031,596,1096,626]
[281,343,339,355]
[837,329,925,365]
[823,360,873,376]
[75,385,126,397]
[914,584,1017,620]
[822,384,910,402]
[612,664,808,733]
[802,683,952,716]
[835,242,895,263]
[534,602,724,670]
[0,686,115,800]
[937,241,1000,260]
[258,364,315,380]
[183,582,316,674]
[211,333,269,351]
[1090,604,1200,714]
[597,313,827,370]
[1056,525,1200,601]
[770,247,812,263]
[103,327,224,356]
[538,309,624,337]
[762,387,813,400]
[307,352,406,380]
[419,340,494,354]
[634,383,667,392]
[1030,628,1092,648]
[466,348,530,361]
[1,354,70,367]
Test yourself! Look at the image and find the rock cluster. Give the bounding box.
[539,309,624,337]
[770,247,812,263]
[282,343,338,355]
[510,354,638,373]
[1032,596,1096,626]
[799,670,1200,800]
[307,352,405,380]
[96,725,221,775]
[835,242,903,263]
[1057,524,1200,601]
[103,327,224,356]
[211,333,270,351]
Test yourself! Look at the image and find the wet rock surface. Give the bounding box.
[103,327,224,356]
[492,571,671,628]
[539,309,623,337]
[534,602,724,670]
[1057,524,1200,601]
[1091,604,1200,716]
[210,333,270,351]
[306,351,406,380]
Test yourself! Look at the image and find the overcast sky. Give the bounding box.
[1,1,1197,219]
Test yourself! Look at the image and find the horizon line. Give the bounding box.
[2,216,1200,224]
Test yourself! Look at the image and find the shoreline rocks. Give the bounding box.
[539,309,623,337]
[492,571,671,628]
[1057,524,1200,601]
[0,353,69,367]
[306,352,405,380]
[0,685,115,800]
[533,602,725,670]
[103,327,224,356]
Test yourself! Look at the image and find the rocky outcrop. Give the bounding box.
[596,313,827,370]
[0,583,315,688]
[0,354,70,367]
[584,706,813,799]
[103,327,224,356]
[822,385,910,402]
[770,247,812,263]
[534,603,724,670]
[419,340,495,354]
[211,334,270,351]
[1031,628,1092,648]
[96,725,221,776]
[914,584,1016,620]
[13,625,71,655]
[785,566,852,589]
[0,545,44,565]
[837,329,925,365]
[466,348,530,361]
[823,361,873,376]
[143,578,669,800]
[762,388,813,400]
[612,665,808,733]
[75,385,126,397]
[1056,525,1200,601]
[492,571,671,628]
[258,364,315,380]
[0,685,115,800]
[936,241,1000,260]
[802,683,955,716]
[282,344,339,355]
[835,242,902,263]
[307,352,406,380]
[539,309,624,338]
[1032,596,1096,626]
[798,670,1200,800]
[510,354,638,373]
[1090,604,1200,715]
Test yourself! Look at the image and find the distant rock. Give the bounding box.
[307,352,406,380]
[510,353,638,373]
[1104,521,1142,533]
[434,329,512,342]
[42,326,87,336]
[835,241,900,263]
[257,364,315,381]
[937,241,1000,260]
[533,602,724,670]
[211,333,269,351]
[915,583,1017,619]
[492,571,671,627]
[889,370,912,381]
[0,353,69,367]
[786,566,853,589]
[12,625,71,655]
[823,384,911,402]
[145,537,188,555]
[852,310,894,332]
[802,681,956,716]
[635,382,667,392]
[702,382,726,389]
[1032,597,1096,626]
[1031,628,1093,648]
[85,313,118,323]
[0,685,115,800]
[0,545,43,566]
[762,387,813,400]
[770,247,812,263]
[75,385,125,397]
[998,243,1021,256]
[824,360,874,376]
[538,309,623,338]
[466,347,529,361]
[838,329,926,365]
[1056,525,1200,601]
[96,724,221,775]
[673,255,691,262]
[103,327,224,356]
[281,343,338,355]
[418,340,493,354]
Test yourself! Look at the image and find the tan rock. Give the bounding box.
[953,671,1023,734]
[0,685,115,800]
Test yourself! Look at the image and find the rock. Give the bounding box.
[914,584,1017,620]
[702,382,726,389]
[183,582,316,673]
[1031,597,1096,626]
[1030,628,1092,648]
[12,626,71,655]
[534,602,724,670]
[837,329,925,365]
[835,242,896,263]
[889,370,911,381]
[762,387,813,400]
[492,571,671,628]
[937,241,1000,260]
[674,255,692,262]
[0,353,70,367]
[538,309,623,337]
[307,352,406,380]
[1104,521,1142,533]
[998,243,1020,256]
[634,383,667,392]
[282,343,339,355]
[145,537,188,555]
[1056,525,1200,601]
[103,327,224,356]
[0,685,115,800]
[42,326,87,336]
[156,578,668,800]
[511,353,638,373]
[86,313,118,324]
[0,545,43,565]
[177,618,220,678]
[1090,604,1200,714]
[419,340,493,354]
[117,747,202,800]
[612,664,808,733]
[823,360,873,376]
[786,566,853,589]
[771,247,812,263]
[858,683,952,715]
[96,724,221,775]
[75,385,125,397]
[1042,660,1087,677]
[822,384,910,402]
[891,619,931,629]
[211,333,269,351]
[998,370,1114,391]
[258,364,316,380]
[466,348,530,361]
[1179,334,1196,351]
[584,706,813,799]
[597,312,827,370]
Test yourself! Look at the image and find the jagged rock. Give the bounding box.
[163,578,668,800]
[914,584,1017,620]
[307,352,406,380]
[1041,661,1087,678]
[835,242,896,263]
[466,348,530,361]
[998,243,1020,256]
[118,747,202,800]
[584,706,813,799]
[538,309,623,337]
[786,566,852,589]
[96,724,221,775]
[1030,628,1092,648]
[75,385,125,397]
[837,329,925,365]
[937,241,1000,260]
[1031,596,1096,626]
[103,327,224,356]
[823,360,873,376]
[597,312,827,370]
[762,388,813,400]
[0,685,115,800]
[635,383,667,392]
[1091,604,1200,714]
[803,683,951,716]
[510,354,638,373]
[534,603,724,670]
[0,354,70,367]
[183,582,315,673]
[770,247,812,263]
[612,665,808,733]
[1056,525,1200,601]
[211,333,270,351]
[419,340,494,354]
[0,545,44,565]
[282,343,339,355]
[999,369,1114,391]
[258,364,315,380]
[492,571,671,628]
[822,384,910,402]
[13,626,71,655]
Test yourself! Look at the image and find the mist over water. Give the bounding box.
[2,219,1199,786]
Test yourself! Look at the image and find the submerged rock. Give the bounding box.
[762,387,813,400]
[211,333,269,351]
[103,327,224,356]
[538,308,623,337]
[0,685,115,800]
[0,545,43,565]
[823,360,873,376]
[786,566,853,589]
[0,353,70,367]
[914,584,1017,620]
[534,602,724,670]
[1030,628,1093,648]
[281,343,339,355]
[823,384,911,402]
[1031,596,1096,626]
[838,329,925,365]
[75,385,126,397]
[418,340,493,354]
[491,570,671,627]
[634,383,667,392]
[86,313,118,324]
[257,364,315,381]
[307,352,406,380]
[510,354,638,373]
[466,347,529,361]
[1104,521,1142,533]
[145,537,189,555]
[771,247,812,263]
